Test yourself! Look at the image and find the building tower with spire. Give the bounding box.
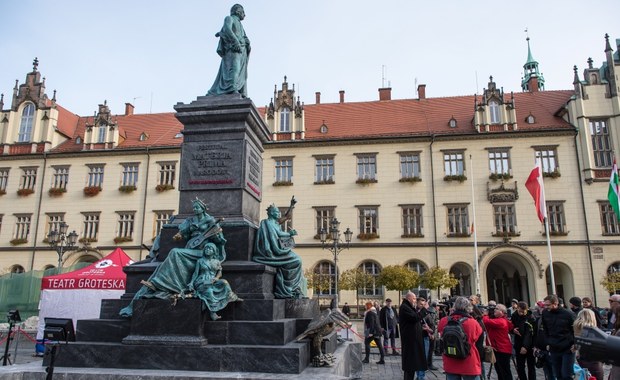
[522,37,545,92]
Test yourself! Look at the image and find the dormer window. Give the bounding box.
[97,123,107,143]
[18,103,35,142]
[489,101,500,124]
[279,107,290,132]
[526,114,535,124]
[139,132,149,141]
[448,116,457,128]
[320,122,328,134]
[75,136,82,144]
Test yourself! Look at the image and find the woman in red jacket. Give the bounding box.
[483,303,514,380]
[437,296,483,380]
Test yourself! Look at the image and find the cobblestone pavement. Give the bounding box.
[360,337,612,380]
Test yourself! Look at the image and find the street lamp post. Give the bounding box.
[319,218,353,309]
[47,222,79,273]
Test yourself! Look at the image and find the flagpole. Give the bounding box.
[538,160,556,295]
[470,155,481,296]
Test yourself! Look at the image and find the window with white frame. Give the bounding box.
[315,156,335,183]
[81,212,100,241]
[157,162,176,186]
[359,261,382,296]
[546,201,567,235]
[86,164,105,187]
[599,202,620,236]
[18,103,35,142]
[589,119,613,168]
[314,206,335,236]
[400,152,421,179]
[356,154,377,181]
[488,149,511,175]
[493,204,518,235]
[97,123,107,143]
[274,158,293,184]
[20,167,37,190]
[357,206,379,236]
[279,107,291,132]
[154,210,175,238]
[278,206,293,232]
[45,214,65,239]
[0,168,9,193]
[489,101,500,124]
[534,148,558,174]
[313,261,336,296]
[120,163,139,187]
[406,260,428,276]
[14,214,32,240]
[446,204,469,236]
[401,204,423,236]
[444,151,465,176]
[116,212,135,239]
[51,166,69,189]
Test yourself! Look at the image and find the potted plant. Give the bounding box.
[357,232,379,240]
[272,181,293,186]
[83,186,102,196]
[10,238,28,246]
[79,237,98,244]
[443,175,467,182]
[155,184,175,192]
[355,178,378,185]
[399,176,422,183]
[114,236,133,244]
[17,188,34,196]
[48,187,67,196]
[543,170,561,178]
[118,185,137,193]
[314,178,335,185]
[0,189,6,196]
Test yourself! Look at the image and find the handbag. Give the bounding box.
[482,327,496,364]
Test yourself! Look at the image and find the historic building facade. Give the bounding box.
[1,36,619,307]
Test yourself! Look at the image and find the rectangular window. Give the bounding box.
[20,167,37,190]
[589,119,613,168]
[547,201,567,235]
[357,206,379,236]
[534,148,558,174]
[488,149,511,175]
[97,125,106,143]
[51,166,70,189]
[86,164,105,187]
[399,152,420,179]
[274,158,293,184]
[14,214,32,240]
[45,213,65,240]
[314,206,335,237]
[446,204,469,236]
[493,204,518,235]
[599,202,620,235]
[116,212,135,239]
[0,168,9,193]
[157,162,176,186]
[121,163,139,187]
[153,210,175,238]
[315,156,335,184]
[279,108,291,132]
[81,212,100,241]
[401,204,423,237]
[444,151,465,176]
[356,154,377,181]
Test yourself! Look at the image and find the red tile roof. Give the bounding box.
[48,90,574,153]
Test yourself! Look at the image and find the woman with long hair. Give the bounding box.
[573,308,604,380]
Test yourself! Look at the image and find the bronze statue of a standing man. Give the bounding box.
[207,4,250,97]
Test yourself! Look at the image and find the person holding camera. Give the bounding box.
[511,302,536,380]
[483,303,514,380]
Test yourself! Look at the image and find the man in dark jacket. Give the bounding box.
[363,302,385,364]
[542,294,575,380]
[379,298,399,355]
[400,291,428,380]
[569,297,582,316]
[511,302,536,380]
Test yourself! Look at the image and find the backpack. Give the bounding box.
[442,316,471,359]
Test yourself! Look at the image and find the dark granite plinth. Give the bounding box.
[321,330,338,355]
[221,261,276,299]
[285,298,319,319]
[220,221,257,261]
[76,319,130,343]
[218,299,284,321]
[204,319,297,345]
[99,299,130,319]
[122,262,158,298]
[46,340,310,374]
[122,299,207,346]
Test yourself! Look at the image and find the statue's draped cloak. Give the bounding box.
[190,256,237,313]
[207,15,249,97]
[253,219,306,298]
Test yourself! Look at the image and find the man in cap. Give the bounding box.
[379,298,399,355]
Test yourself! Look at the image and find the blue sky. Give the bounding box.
[1,1,619,116]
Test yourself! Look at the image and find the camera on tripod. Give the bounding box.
[7,310,21,323]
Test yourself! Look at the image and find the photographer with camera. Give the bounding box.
[511,302,536,380]
[483,303,514,380]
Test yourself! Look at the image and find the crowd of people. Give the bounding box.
[360,292,620,380]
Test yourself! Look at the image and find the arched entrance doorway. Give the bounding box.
[545,262,574,301]
[485,253,533,305]
[450,262,473,297]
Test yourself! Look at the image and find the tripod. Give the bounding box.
[1,318,16,366]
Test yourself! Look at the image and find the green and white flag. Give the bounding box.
[608,159,620,221]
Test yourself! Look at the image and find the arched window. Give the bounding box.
[10,264,25,274]
[18,104,35,142]
[97,123,107,143]
[489,101,500,124]
[279,107,290,132]
[609,262,620,274]
[313,261,336,296]
[406,260,428,275]
[359,261,382,296]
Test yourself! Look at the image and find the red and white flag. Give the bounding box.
[525,160,547,223]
